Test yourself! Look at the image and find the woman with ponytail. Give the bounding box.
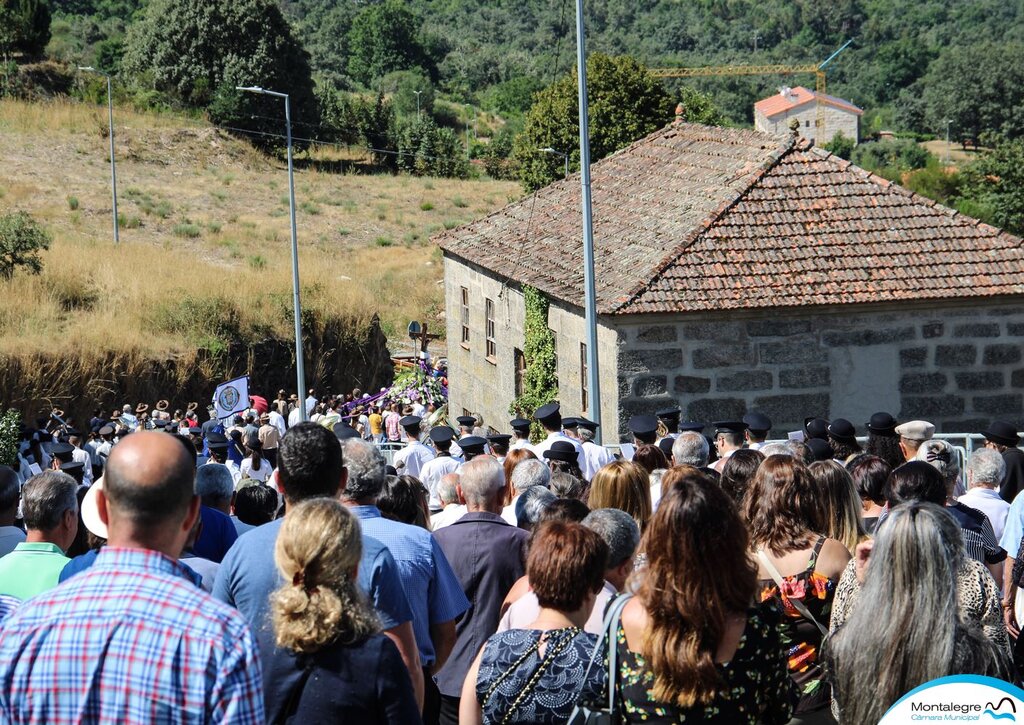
[260,497,422,724]
[240,436,271,483]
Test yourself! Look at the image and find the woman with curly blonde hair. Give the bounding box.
[260,497,421,723]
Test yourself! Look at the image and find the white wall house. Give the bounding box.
[754,86,862,145]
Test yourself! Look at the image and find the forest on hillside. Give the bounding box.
[38,0,1024,136]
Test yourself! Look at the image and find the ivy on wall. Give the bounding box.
[509,285,558,443]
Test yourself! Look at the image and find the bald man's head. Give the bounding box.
[105,431,196,529]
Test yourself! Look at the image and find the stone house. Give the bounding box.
[754,86,861,145]
[436,122,1024,440]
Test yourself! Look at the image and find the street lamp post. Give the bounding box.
[236,85,307,422]
[538,147,569,179]
[78,66,119,244]
[574,0,602,440]
[944,118,953,165]
[413,90,423,121]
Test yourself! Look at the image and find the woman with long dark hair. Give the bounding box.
[240,436,271,483]
[743,455,850,720]
[719,449,764,506]
[610,467,793,722]
[846,455,890,534]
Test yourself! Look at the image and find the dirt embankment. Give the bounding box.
[0,315,393,425]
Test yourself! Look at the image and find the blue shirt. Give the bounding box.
[0,547,264,724]
[194,506,238,563]
[61,548,206,589]
[212,518,413,634]
[351,505,469,667]
[1001,489,1024,557]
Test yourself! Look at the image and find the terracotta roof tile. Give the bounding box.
[754,86,863,118]
[436,123,1024,315]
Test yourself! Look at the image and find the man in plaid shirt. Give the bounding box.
[0,431,264,724]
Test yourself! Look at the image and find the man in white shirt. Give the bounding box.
[577,418,613,481]
[509,418,532,451]
[430,474,466,531]
[710,421,747,473]
[486,435,511,465]
[268,407,286,437]
[743,412,772,451]
[67,431,94,486]
[501,459,550,526]
[529,403,584,471]
[392,416,434,480]
[305,389,318,416]
[961,448,1011,540]
[420,427,462,510]
[205,434,241,485]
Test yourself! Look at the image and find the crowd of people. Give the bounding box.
[0,388,1022,724]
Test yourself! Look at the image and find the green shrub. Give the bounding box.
[0,211,50,280]
[172,222,202,238]
[248,254,266,269]
[67,196,79,211]
[375,236,393,247]
[419,201,434,211]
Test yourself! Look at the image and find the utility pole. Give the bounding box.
[236,85,307,421]
[753,32,761,53]
[944,118,953,165]
[575,0,602,440]
[78,67,119,244]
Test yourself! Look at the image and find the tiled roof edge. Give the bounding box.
[609,132,800,313]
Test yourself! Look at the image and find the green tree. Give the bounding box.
[675,85,726,126]
[0,211,50,280]
[380,68,434,119]
[512,54,675,192]
[482,123,520,180]
[957,140,1024,235]
[347,0,432,88]
[916,42,1024,145]
[396,116,468,178]
[1,0,52,56]
[822,131,855,160]
[121,0,317,148]
[851,137,929,174]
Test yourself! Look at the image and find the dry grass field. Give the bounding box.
[0,98,521,365]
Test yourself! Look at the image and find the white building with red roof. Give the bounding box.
[754,86,862,145]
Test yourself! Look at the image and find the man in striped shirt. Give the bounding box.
[0,431,264,724]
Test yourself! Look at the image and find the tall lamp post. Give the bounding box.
[538,147,569,179]
[574,0,602,440]
[413,89,423,121]
[236,85,307,422]
[78,66,119,244]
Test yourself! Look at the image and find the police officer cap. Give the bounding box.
[533,403,561,426]
[66,428,82,437]
[867,412,898,436]
[50,442,74,457]
[400,415,422,429]
[806,438,835,462]
[188,426,202,436]
[743,412,772,434]
[657,437,675,459]
[713,421,748,434]
[543,441,578,462]
[827,418,857,443]
[456,416,477,428]
[152,419,169,429]
[333,422,361,440]
[628,414,658,438]
[459,436,488,455]
[894,420,935,442]
[429,426,455,444]
[60,460,84,473]
[509,418,531,432]
[677,421,705,433]
[561,417,580,429]
[576,417,599,432]
[98,425,115,436]
[804,417,830,441]
[206,433,229,449]
[656,408,681,421]
[487,434,512,446]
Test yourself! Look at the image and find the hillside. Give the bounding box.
[46,0,1024,135]
[0,97,519,412]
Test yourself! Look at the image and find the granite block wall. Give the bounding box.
[614,302,1024,438]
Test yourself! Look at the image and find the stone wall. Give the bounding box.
[754,102,859,145]
[443,255,619,437]
[614,300,1024,438]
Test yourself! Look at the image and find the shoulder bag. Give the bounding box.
[567,593,634,725]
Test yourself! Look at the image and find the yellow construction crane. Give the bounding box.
[650,40,854,143]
